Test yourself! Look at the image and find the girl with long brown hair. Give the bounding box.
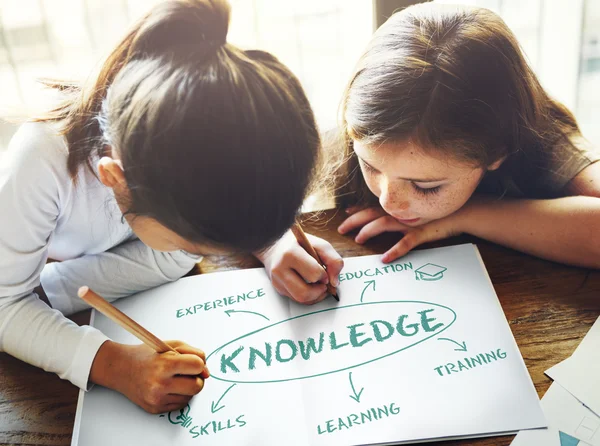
[0,0,342,414]
[336,3,600,268]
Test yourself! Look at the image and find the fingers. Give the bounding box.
[308,234,344,287]
[338,207,388,234]
[165,341,210,378]
[381,231,423,263]
[173,347,209,378]
[288,249,329,285]
[166,349,209,378]
[260,229,342,305]
[306,290,330,305]
[381,219,455,263]
[142,379,197,414]
[157,395,193,413]
[265,233,333,304]
[164,400,191,412]
[167,375,205,396]
[355,216,407,244]
[168,341,206,361]
[273,273,327,305]
[344,206,362,216]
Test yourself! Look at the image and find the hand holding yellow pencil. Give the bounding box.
[79,286,209,414]
[291,222,339,301]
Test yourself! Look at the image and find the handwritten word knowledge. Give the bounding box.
[210,302,455,383]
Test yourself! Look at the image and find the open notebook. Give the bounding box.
[72,243,545,446]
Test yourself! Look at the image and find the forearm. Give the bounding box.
[0,293,109,389]
[463,196,600,268]
[41,240,199,315]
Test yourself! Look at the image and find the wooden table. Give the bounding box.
[1,209,598,446]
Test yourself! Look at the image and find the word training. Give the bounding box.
[434,349,508,376]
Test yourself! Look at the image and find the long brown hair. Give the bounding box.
[337,3,583,206]
[34,0,320,252]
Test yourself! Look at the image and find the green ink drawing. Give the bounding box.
[433,348,508,376]
[371,320,395,342]
[348,372,364,403]
[299,332,325,360]
[348,323,373,347]
[329,331,350,350]
[211,384,237,414]
[220,346,244,373]
[438,337,467,352]
[360,280,376,303]
[338,263,413,284]
[176,288,266,318]
[168,404,193,428]
[316,402,401,435]
[249,344,272,370]
[165,408,248,438]
[414,263,447,281]
[207,301,456,384]
[275,339,298,362]
[225,309,270,321]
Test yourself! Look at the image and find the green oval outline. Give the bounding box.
[206,300,456,384]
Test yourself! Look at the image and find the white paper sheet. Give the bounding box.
[511,383,599,446]
[546,317,600,417]
[72,244,545,446]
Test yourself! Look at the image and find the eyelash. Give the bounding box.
[361,161,442,195]
[412,184,442,195]
[361,162,377,174]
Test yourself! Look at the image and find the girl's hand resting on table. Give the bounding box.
[338,206,464,263]
[90,340,209,414]
[256,229,344,304]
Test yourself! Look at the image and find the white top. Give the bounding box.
[0,123,199,390]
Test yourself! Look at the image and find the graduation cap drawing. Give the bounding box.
[415,263,447,281]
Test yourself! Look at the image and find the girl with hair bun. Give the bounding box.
[0,0,342,414]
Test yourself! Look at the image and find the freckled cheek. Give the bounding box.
[425,186,475,219]
[410,196,444,218]
[371,181,411,213]
[407,189,462,220]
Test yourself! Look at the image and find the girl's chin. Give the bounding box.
[394,217,426,227]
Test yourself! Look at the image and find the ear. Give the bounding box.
[97,156,127,190]
[487,155,507,172]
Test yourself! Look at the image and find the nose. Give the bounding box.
[378,178,409,215]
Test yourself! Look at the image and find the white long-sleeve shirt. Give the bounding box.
[0,123,199,390]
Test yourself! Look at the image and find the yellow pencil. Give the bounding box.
[291,222,339,301]
[78,286,178,353]
[79,286,210,379]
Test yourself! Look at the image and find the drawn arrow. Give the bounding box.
[359,280,376,303]
[348,372,364,403]
[438,338,468,352]
[224,309,270,321]
[210,384,237,414]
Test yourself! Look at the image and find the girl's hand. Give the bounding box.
[90,340,209,414]
[255,229,344,304]
[338,206,464,263]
